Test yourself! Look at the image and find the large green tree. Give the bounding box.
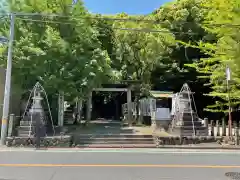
[151,0,208,91]
[112,13,175,92]
[111,13,175,122]
[0,0,113,100]
[151,0,217,117]
[188,0,240,112]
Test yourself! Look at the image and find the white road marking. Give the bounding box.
[0,148,240,154]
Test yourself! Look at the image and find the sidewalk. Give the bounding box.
[157,145,240,150]
[1,143,240,150]
[1,147,240,153]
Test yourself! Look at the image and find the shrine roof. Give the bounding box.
[150,91,174,98]
[100,84,128,88]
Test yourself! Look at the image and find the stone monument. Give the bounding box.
[169,83,208,136]
[17,86,47,137]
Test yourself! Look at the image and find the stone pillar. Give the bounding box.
[115,99,119,120]
[151,99,157,128]
[235,124,239,145]
[203,118,208,127]
[222,118,226,136]
[127,87,132,126]
[139,100,143,124]
[216,120,220,136]
[35,113,41,148]
[203,118,208,135]
[58,92,64,126]
[7,114,14,137]
[210,120,214,136]
[86,91,92,122]
[77,99,82,120]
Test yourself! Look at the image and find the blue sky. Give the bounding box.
[82,0,172,15]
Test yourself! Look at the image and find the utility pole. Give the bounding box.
[0,13,15,145]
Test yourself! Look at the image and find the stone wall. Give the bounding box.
[154,136,223,146]
[5,135,226,148]
[6,135,72,147]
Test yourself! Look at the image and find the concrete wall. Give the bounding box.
[0,68,22,119]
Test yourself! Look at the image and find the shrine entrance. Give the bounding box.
[57,84,134,126]
[82,84,133,124]
[91,91,127,120]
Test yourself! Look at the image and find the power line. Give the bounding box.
[0,12,238,36]
[14,17,199,35]
[0,12,173,24]
[14,12,240,28]
[0,12,240,28]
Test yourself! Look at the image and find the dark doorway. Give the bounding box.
[92,91,127,120]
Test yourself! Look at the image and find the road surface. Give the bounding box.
[0,148,239,180]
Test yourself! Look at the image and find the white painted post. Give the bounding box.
[151,98,157,128]
[58,92,64,126]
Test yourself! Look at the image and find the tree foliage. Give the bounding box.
[112,13,175,93]
[0,0,114,100]
[188,0,240,112]
[151,0,209,91]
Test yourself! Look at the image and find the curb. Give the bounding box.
[157,146,240,150]
[3,146,240,150]
[74,146,157,148]
[51,145,240,150]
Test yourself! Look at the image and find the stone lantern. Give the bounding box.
[29,90,46,138]
[30,92,44,116]
[178,91,191,112]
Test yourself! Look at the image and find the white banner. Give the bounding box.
[226,66,231,81]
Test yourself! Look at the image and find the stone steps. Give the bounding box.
[181,121,202,126]
[17,119,44,137]
[176,126,207,130]
[76,140,154,145]
[17,129,32,137]
[17,125,34,137]
[75,137,154,141]
[171,109,208,136]
[64,108,74,125]
[72,134,155,146]
[76,144,156,148]
[170,126,208,136]
[178,114,198,121]
[76,134,153,138]
[20,121,36,126]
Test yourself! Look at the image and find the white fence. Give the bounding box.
[122,98,156,118]
[207,119,240,137]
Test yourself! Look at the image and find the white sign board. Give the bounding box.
[155,108,171,121]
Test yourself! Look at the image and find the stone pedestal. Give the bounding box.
[170,90,208,136]
[170,111,208,136]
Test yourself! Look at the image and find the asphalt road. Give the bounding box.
[0,148,239,180]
